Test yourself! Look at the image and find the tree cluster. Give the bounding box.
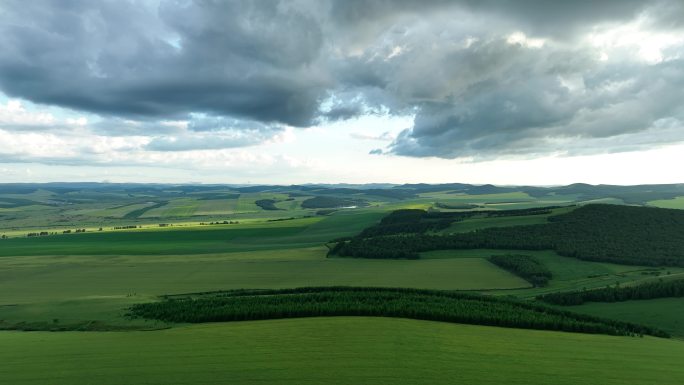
[27,232,50,237]
[255,199,282,211]
[488,255,552,286]
[200,221,239,225]
[113,225,139,230]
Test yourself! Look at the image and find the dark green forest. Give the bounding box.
[330,205,684,266]
[128,287,666,337]
[488,255,552,287]
[254,199,281,211]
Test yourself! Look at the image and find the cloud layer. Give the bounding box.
[0,0,683,166]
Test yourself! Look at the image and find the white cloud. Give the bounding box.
[0,99,56,127]
[506,32,545,48]
[350,131,395,141]
[587,17,684,63]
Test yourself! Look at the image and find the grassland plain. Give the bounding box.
[0,249,530,303]
[1,317,684,385]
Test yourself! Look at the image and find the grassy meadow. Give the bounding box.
[649,196,684,209]
[2,317,684,385]
[422,249,684,297]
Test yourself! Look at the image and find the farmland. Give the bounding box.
[2,182,684,384]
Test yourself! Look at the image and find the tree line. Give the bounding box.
[538,278,684,306]
[128,287,667,337]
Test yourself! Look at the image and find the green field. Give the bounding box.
[0,249,531,303]
[649,196,684,209]
[0,248,530,329]
[0,211,384,256]
[193,198,239,216]
[2,317,683,385]
[421,249,684,297]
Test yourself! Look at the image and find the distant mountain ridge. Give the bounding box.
[1,182,683,206]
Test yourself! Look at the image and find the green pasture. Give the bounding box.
[2,317,683,385]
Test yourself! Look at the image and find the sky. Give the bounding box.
[0,0,683,185]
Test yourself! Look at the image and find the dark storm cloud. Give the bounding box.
[385,43,684,158]
[0,0,327,127]
[326,1,684,158]
[1,0,683,158]
[329,0,650,39]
